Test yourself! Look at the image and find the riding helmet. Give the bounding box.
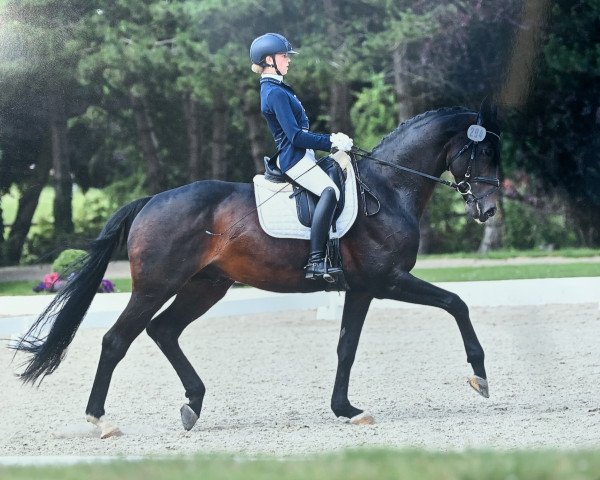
[249,33,298,65]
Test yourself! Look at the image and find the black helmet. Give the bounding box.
[249,33,298,65]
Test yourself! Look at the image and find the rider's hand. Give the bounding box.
[330,132,353,152]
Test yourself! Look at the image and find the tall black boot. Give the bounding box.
[305,187,341,282]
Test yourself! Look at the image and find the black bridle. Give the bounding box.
[351,123,501,207]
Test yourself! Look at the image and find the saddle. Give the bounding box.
[263,156,347,228]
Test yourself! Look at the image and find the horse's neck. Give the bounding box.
[366,113,473,219]
[366,136,449,219]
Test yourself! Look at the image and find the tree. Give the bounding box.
[0,0,97,261]
[506,0,600,246]
[358,1,522,252]
[0,92,50,263]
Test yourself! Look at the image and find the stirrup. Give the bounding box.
[305,259,341,283]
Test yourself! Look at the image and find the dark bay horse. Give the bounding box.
[14,102,501,438]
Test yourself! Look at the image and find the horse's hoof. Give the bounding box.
[180,404,199,431]
[350,412,375,425]
[100,425,123,439]
[467,375,489,398]
[86,414,123,439]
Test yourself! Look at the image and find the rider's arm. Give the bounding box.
[268,88,332,152]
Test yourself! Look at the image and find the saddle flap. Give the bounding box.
[293,157,347,228]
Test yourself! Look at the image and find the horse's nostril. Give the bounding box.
[485,207,497,219]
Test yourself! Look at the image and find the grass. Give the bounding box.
[419,248,600,259]
[412,262,600,282]
[1,449,599,480]
[0,263,598,296]
[0,278,132,296]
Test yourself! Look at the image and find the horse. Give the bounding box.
[13,101,501,438]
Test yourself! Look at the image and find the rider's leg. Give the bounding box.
[284,152,341,281]
[305,186,340,281]
[283,151,341,199]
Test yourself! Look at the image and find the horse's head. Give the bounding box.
[446,99,501,223]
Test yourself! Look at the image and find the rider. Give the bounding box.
[250,33,353,282]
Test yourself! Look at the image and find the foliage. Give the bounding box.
[20,216,56,264]
[502,199,578,250]
[73,188,117,239]
[2,186,118,263]
[1,0,599,264]
[505,0,600,245]
[51,248,87,278]
[350,74,397,150]
[426,182,483,253]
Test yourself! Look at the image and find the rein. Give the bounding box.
[352,147,461,190]
[351,127,501,205]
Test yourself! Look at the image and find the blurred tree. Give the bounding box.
[0,93,50,264]
[506,0,600,246]
[1,0,597,263]
[0,0,95,261]
[359,1,521,252]
[77,1,181,193]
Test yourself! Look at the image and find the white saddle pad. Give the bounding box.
[253,162,359,240]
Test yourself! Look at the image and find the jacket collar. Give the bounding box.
[261,73,283,82]
[260,76,295,92]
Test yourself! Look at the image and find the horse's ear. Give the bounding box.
[479,96,497,123]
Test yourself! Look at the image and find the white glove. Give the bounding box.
[330,132,353,152]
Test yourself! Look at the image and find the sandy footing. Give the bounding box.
[1,303,599,456]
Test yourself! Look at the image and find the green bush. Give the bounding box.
[73,189,114,240]
[427,184,483,253]
[350,74,398,150]
[51,248,88,277]
[424,187,579,253]
[19,187,118,264]
[503,200,578,250]
[20,216,57,264]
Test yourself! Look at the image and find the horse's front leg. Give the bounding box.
[385,271,488,398]
[331,290,375,425]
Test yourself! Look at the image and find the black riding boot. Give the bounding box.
[305,187,341,282]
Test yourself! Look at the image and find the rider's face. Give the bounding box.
[268,53,291,75]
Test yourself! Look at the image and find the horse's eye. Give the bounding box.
[482,147,493,156]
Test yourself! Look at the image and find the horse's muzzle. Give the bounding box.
[466,201,496,223]
[481,206,496,222]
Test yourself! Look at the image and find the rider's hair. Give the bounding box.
[251,63,264,74]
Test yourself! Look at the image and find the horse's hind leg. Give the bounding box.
[85,291,170,438]
[386,272,488,398]
[146,276,234,431]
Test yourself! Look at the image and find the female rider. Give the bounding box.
[249,33,353,282]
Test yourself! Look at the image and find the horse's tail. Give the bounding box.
[12,196,153,384]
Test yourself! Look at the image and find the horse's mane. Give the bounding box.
[372,106,472,153]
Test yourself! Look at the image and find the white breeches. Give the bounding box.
[281,150,340,200]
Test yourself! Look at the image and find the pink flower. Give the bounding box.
[43,272,60,290]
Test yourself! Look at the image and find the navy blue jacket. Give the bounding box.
[260,77,332,172]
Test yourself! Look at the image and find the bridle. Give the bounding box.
[351,118,501,211]
[445,116,501,203]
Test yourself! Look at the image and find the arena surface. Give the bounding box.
[2,301,599,456]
